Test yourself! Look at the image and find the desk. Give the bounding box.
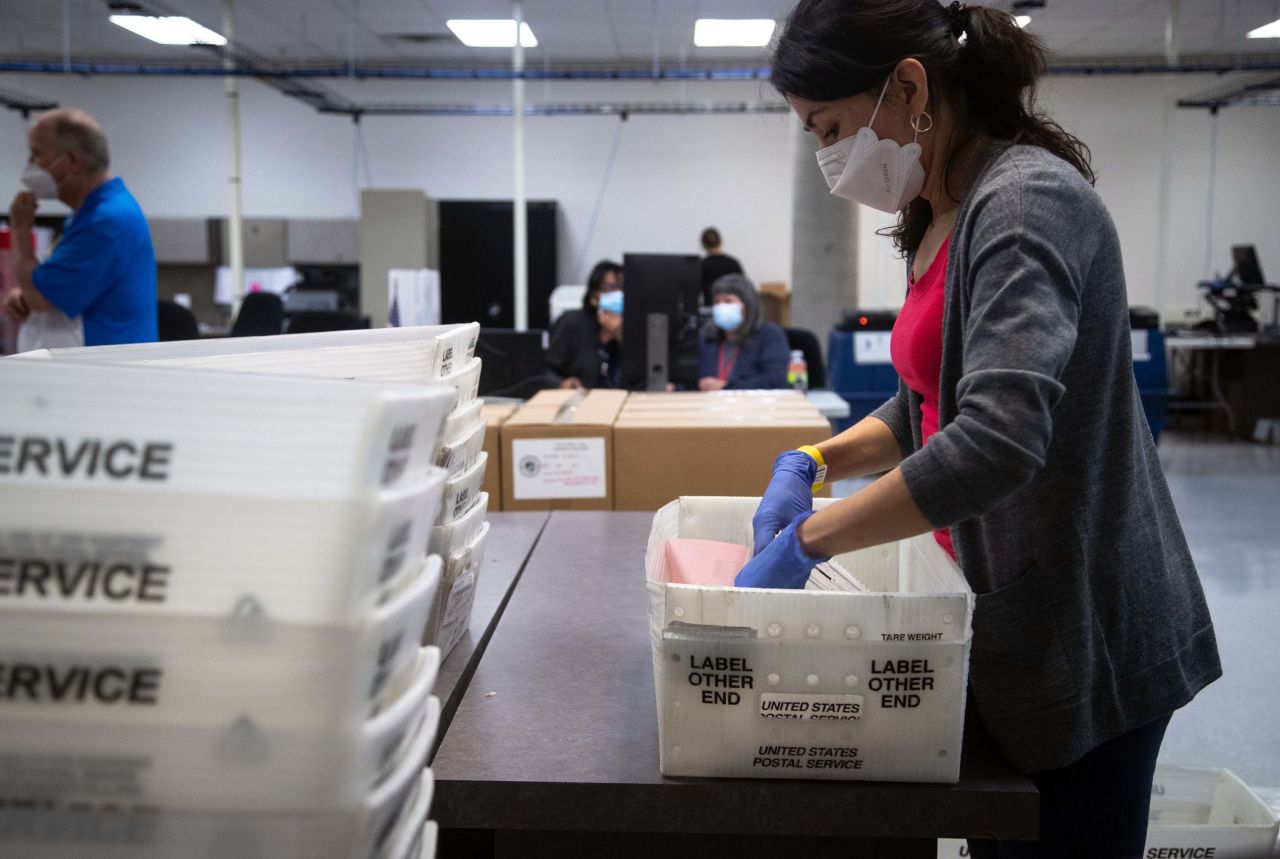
[431,511,550,753]
[432,511,1038,858]
[1165,334,1259,434]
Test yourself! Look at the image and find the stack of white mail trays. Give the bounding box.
[0,325,486,859]
[29,322,492,664]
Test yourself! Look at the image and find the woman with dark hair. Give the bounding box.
[696,273,790,391]
[699,226,744,306]
[543,259,624,389]
[735,2,1220,856]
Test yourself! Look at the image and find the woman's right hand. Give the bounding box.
[560,377,584,390]
[698,376,727,392]
[752,450,817,556]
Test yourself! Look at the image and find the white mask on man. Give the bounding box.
[21,160,60,200]
[814,77,926,214]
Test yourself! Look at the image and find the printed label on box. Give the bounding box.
[853,332,893,365]
[512,437,607,500]
[759,693,863,721]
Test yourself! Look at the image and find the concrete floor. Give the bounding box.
[833,429,1280,791]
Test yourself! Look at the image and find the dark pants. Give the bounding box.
[968,713,1172,859]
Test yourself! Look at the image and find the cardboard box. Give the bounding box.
[613,409,831,511]
[479,404,517,511]
[500,390,627,511]
[647,496,971,783]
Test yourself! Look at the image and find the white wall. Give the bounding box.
[3,71,1278,324]
[857,73,1280,322]
[0,75,795,288]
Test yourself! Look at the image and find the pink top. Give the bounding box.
[890,234,956,560]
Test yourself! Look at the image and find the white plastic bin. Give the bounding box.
[0,556,440,727]
[0,360,453,497]
[1146,764,1280,858]
[379,769,435,859]
[0,469,446,624]
[440,452,487,525]
[441,398,484,448]
[646,497,973,783]
[436,417,486,480]
[0,694,435,858]
[29,323,480,384]
[424,521,490,657]
[428,491,489,558]
[0,645,439,811]
[438,356,482,415]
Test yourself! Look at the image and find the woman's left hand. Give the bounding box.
[735,511,829,589]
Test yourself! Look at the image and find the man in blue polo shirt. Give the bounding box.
[5,107,156,347]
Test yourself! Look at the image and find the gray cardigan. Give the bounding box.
[872,145,1221,773]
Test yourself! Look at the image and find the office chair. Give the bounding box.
[784,326,826,389]
[286,310,367,334]
[230,292,285,337]
[156,300,200,342]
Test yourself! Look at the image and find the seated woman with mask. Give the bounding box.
[544,259,625,390]
[697,273,790,391]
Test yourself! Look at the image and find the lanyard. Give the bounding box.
[717,342,739,382]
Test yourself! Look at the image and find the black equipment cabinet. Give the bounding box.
[438,200,558,331]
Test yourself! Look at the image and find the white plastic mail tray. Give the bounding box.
[411,821,438,859]
[377,767,435,859]
[436,417,485,480]
[0,644,440,811]
[428,491,489,559]
[0,556,440,728]
[438,356,482,415]
[29,323,480,383]
[0,684,436,859]
[440,398,484,448]
[0,468,446,624]
[0,360,453,497]
[646,497,973,784]
[424,521,490,658]
[440,452,487,525]
[1146,764,1280,858]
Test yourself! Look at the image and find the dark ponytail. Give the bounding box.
[771,0,1094,257]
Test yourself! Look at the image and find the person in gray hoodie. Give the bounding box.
[736,2,1222,857]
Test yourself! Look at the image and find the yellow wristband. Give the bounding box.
[796,445,827,493]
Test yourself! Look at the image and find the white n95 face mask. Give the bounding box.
[814,77,926,214]
[21,162,59,200]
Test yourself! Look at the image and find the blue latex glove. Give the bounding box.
[752,450,817,556]
[735,511,831,589]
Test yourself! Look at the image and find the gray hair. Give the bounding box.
[41,108,110,174]
[705,273,762,343]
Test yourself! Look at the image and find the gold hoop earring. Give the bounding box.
[911,111,934,134]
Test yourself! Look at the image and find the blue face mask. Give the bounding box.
[598,291,623,315]
[712,302,744,332]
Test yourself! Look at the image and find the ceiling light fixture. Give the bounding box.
[446,20,538,48]
[1247,18,1280,38]
[1015,15,1032,28]
[693,19,776,48]
[108,15,226,46]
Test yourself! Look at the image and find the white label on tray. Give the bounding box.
[759,693,863,721]
[511,437,606,500]
[853,331,893,365]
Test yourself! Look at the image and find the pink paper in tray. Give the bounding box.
[663,538,751,587]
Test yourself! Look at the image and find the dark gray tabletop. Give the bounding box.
[430,510,550,751]
[432,511,1038,842]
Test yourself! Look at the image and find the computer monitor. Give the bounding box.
[621,253,702,390]
[476,328,548,400]
[1231,245,1265,286]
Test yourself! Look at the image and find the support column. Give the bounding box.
[788,121,858,349]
